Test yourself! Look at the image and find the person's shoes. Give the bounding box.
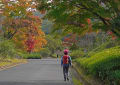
[67,77,69,81]
[64,78,66,81]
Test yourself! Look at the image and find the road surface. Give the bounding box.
[0,59,73,85]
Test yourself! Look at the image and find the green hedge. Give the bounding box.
[76,46,120,84]
[39,48,51,57]
[70,49,84,59]
[85,41,116,58]
[23,53,42,59]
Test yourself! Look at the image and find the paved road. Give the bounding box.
[0,59,73,85]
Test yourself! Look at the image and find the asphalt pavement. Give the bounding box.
[0,59,73,85]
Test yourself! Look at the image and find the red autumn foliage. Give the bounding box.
[25,37,35,53]
[112,35,117,40]
[107,31,113,35]
[63,34,77,47]
[87,18,91,24]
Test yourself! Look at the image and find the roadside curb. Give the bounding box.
[0,60,28,71]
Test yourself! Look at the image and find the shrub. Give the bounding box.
[0,40,17,58]
[76,46,120,84]
[23,53,42,59]
[85,41,116,57]
[39,48,51,57]
[51,53,57,58]
[70,49,84,59]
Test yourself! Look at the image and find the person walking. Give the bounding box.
[57,54,59,63]
[61,49,72,81]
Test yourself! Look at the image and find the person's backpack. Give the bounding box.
[63,55,69,64]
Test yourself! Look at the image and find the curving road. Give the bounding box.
[0,59,73,85]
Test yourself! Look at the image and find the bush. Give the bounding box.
[70,49,84,59]
[23,53,42,59]
[51,53,59,58]
[0,39,17,58]
[39,48,51,57]
[85,41,116,57]
[76,46,120,84]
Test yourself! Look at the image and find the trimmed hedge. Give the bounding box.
[23,53,42,59]
[70,49,84,59]
[76,46,120,84]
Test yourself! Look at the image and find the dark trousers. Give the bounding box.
[63,65,69,80]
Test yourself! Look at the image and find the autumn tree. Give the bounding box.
[14,26,47,53]
[62,34,77,48]
[1,0,37,39]
[1,0,47,53]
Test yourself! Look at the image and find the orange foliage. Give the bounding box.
[13,25,47,52]
[87,18,93,33]
[1,0,47,52]
[40,10,46,14]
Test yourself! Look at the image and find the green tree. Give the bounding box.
[45,35,63,56]
[37,0,120,37]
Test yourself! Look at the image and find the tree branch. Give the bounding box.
[74,3,110,25]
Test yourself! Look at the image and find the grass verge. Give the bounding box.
[72,77,83,85]
[0,58,27,70]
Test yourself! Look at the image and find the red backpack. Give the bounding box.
[63,55,69,64]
